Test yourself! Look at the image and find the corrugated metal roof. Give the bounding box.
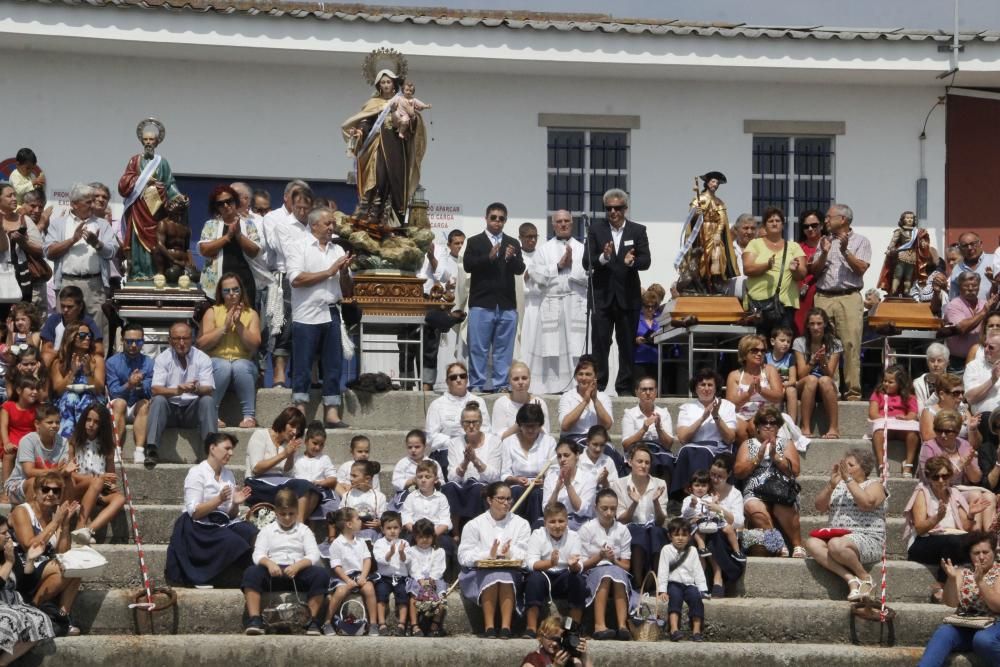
[19,0,1000,42]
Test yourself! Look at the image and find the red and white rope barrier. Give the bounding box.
[879,338,891,622]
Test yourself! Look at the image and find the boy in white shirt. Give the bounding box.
[657,518,708,642]
[523,502,586,638]
[372,511,410,635]
[241,489,328,636]
[401,460,455,560]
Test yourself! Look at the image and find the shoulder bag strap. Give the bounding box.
[772,242,789,300]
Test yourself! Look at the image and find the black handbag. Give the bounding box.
[754,468,801,506]
[749,242,789,328]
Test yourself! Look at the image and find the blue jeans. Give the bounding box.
[467,306,517,391]
[291,309,343,407]
[211,357,258,419]
[918,621,1000,667]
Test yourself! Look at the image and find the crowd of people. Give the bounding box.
[5,154,1000,664]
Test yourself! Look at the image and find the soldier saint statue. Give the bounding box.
[675,171,739,295]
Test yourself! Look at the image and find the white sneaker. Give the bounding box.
[71,527,95,546]
[133,447,145,465]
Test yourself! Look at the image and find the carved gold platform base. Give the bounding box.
[868,298,941,330]
[350,272,447,317]
[665,296,746,324]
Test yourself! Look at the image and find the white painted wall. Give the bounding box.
[1,48,947,291]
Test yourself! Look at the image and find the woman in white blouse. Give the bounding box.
[443,402,501,532]
[542,439,596,530]
[425,362,491,451]
[501,404,556,526]
[671,368,737,499]
[620,376,675,484]
[559,359,623,476]
[166,432,256,586]
[457,481,531,639]
[491,361,550,438]
[611,445,667,581]
[703,453,747,597]
[243,407,318,522]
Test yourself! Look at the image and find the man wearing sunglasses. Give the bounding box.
[462,202,525,393]
[107,322,154,464]
[582,188,650,395]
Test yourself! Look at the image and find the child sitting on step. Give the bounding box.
[406,518,448,637]
[323,507,380,636]
[336,435,382,493]
[657,517,708,642]
[241,488,328,636]
[372,511,410,636]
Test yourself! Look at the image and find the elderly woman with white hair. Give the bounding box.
[943,271,998,373]
[805,447,887,601]
[42,183,119,340]
[914,342,950,412]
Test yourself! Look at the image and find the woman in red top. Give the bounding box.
[870,364,920,478]
[793,210,823,337]
[0,376,40,496]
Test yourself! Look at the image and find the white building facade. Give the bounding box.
[3,1,999,292]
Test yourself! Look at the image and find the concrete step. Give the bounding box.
[70,588,949,646]
[19,636,980,667]
[236,389,873,439]
[799,437,919,475]
[739,557,936,603]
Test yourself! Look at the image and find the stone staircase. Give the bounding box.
[25,390,981,666]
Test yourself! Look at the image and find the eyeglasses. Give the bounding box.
[447,373,468,382]
[490,496,512,503]
[40,486,62,495]
[124,338,144,346]
[221,287,242,295]
[605,205,626,212]
[749,348,765,354]
[758,420,781,427]
[801,223,820,229]
[76,331,93,339]
[935,428,959,436]
[488,214,507,222]
[461,420,481,426]
[929,473,951,481]
[948,390,965,397]
[252,206,270,215]
[215,198,236,208]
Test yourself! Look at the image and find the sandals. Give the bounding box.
[396,624,408,636]
[847,576,875,601]
[858,578,874,600]
[791,546,808,559]
[902,463,915,479]
[238,417,258,429]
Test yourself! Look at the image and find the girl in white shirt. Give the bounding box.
[657,518,708,642]
[500,404,556,527]
[578,488,638,641]
[337,461,386,545]
[323,507,379,636]
[406,518,448,637]
[577,426,617,490]
[490,361,550,438]
[443,402,500,531]
[542,439,596,530]
[390,430,445,510]
[610,444,668,582]
[702,453,747,597]
[335,435,382,494]
[241,489,328,636]
[620,376,675,483]
[290,422,340,518]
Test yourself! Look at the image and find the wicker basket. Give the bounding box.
[474,559,523,569]
[628,571,665,642]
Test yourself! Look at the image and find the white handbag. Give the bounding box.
[0,255,22,303]
[56,545,109,579]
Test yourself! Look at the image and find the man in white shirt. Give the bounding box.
[524,210,587,394]
[417,229,466,390]
[728,213,757,298]
[144,321,216,468]
[286,206,354,427]
[263,182,312,388]
[514,222,541,361]
[43,183,120,343]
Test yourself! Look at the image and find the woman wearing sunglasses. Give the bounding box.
[919,374,980,447]
[726,334,784,445]
[10,470,84,635]
[197,272,261,429]
[49,322,105,440]
[424,362,490,451]
[905,455,991,601]
[918,409,995,532]
[792,210,823,337]
[734,405,805,558]
[198,184,264,307]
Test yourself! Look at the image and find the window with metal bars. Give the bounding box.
[752,135,835,234]
[546,129,629,240]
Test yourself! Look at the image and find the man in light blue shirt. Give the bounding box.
[949,232,994,302]
[107,322,155,464]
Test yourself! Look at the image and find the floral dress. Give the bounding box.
[0,567,54,655]
[741,437,795,504]
[75,439,106,476]
[56,366,101,440]
[957,563,1000,615]
[827,479,887,563]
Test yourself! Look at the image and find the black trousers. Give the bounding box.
[591,301,638,393]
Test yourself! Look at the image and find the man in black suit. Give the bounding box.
[583,188,651,394]
[462,202,525,392]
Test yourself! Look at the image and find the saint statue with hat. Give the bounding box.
[676,171,739,295]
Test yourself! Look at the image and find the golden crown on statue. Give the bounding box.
[362,47,409,86]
